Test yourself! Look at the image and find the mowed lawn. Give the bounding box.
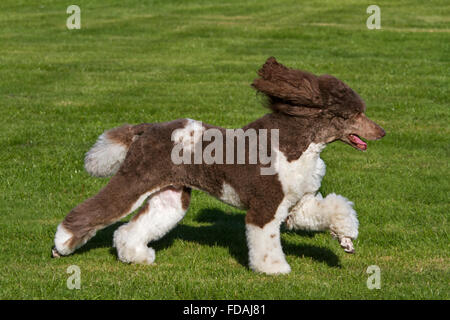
[0,0,448,299]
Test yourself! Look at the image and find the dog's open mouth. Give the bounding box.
[348,134,367,151]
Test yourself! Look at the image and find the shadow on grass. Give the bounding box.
[75,208,341,268]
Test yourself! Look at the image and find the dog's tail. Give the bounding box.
[84,123,151,177]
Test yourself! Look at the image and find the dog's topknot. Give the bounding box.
[252,57,323,112]
[252,57,367,118]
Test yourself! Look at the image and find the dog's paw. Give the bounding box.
[54,223,77,256]
[117,246,156,265]
[133,247,156,265]
[269,261,292,275]
[339,237,355,254]
[330,232,355,254]
[51,246,61,258]
[251,259,291,275]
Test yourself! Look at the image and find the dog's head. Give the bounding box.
[252,57,385,151]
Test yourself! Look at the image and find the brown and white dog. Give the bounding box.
[52,57,385,275]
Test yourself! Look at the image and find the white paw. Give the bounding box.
[330,232,355,254]
[132,247,156,264]
[251,259,291,275]
[117,245,156,264]
[51,246,61,258]
[331,231,355,253]
[339,237,355,254]
[54,223,75,256]
[270,261,292,275]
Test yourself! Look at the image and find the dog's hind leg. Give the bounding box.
[52,172,161,257]
[285,193,359,253]
[113,186,191,264]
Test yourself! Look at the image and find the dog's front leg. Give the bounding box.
[285,193,359,253]
[245,204,291,275]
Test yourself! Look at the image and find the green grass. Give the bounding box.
[0,0,448,299]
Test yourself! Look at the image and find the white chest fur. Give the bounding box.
[274,143,326,205]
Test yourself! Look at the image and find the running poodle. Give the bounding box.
[52,57,385,274]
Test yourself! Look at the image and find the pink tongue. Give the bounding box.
[350,135,367,149]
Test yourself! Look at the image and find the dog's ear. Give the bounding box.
[252,57,323,108]
[273,103,323,117]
